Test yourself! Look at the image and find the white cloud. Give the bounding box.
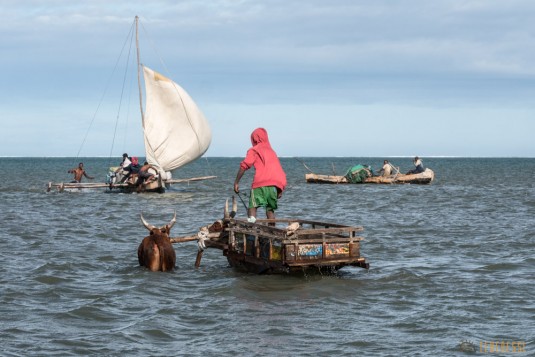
[1,0,535,156]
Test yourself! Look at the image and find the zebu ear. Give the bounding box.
[224,198,229,219]
[140,212,156,231]
[230,195,237,218]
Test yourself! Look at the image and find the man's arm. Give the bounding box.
[234,167,246,193]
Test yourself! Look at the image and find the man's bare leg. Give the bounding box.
[266,209,275,226]
[248,207,257,219]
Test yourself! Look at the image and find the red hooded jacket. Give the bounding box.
[240,128,287,192]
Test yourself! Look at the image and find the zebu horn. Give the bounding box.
[230,195,237,218]
[168,211,177,230]
[224,198,230,219]
[140,212,156,231]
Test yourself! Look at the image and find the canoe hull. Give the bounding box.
[305,169,435,185]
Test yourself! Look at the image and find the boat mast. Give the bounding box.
[135,16,145,124]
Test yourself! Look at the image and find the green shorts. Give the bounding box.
[249,186,278,211]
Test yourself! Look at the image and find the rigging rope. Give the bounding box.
[74,19,136,163]
[121,63,135,156]
[108,29,135,163]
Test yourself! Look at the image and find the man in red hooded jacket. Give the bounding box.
[234,128,287,222]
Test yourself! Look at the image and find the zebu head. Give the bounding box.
[140,211,177,235]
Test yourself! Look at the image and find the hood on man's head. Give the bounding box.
[250,128,269,145]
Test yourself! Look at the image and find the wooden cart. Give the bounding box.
[193,218,369,275]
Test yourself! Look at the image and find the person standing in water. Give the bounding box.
[68,162,94,183]
[234,128,287,223]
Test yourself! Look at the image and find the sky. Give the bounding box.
[1,0,534,158]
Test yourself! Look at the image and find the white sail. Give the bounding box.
[142,66,211,173]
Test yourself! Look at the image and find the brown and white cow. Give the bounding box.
[138,212,177,272]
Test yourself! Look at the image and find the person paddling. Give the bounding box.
[407,156,425,174]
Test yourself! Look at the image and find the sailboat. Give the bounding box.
[47,16,215,193]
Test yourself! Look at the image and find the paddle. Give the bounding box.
[294,157,315,173]
[237,191,249,212]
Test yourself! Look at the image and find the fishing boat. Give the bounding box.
[47,16,214,193]
[305,169,435,185]
[169,199,369,275]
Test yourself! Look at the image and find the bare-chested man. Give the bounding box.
[134,162,159,192]
[68,162,94,183]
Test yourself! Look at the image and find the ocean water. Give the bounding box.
[0,157,533,356]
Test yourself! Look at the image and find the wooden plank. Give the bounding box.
[169,232,223,244]
[166,176,217,184]
[47,175,217,192]
[232,218,363,231]
[47,182,129,189]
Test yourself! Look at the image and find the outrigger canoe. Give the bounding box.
[47,17,214,193]
[46,175,216,193]
[305,168,435,185]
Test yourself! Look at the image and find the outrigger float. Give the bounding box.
[168,198,369,274]
[46,175,216,193]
